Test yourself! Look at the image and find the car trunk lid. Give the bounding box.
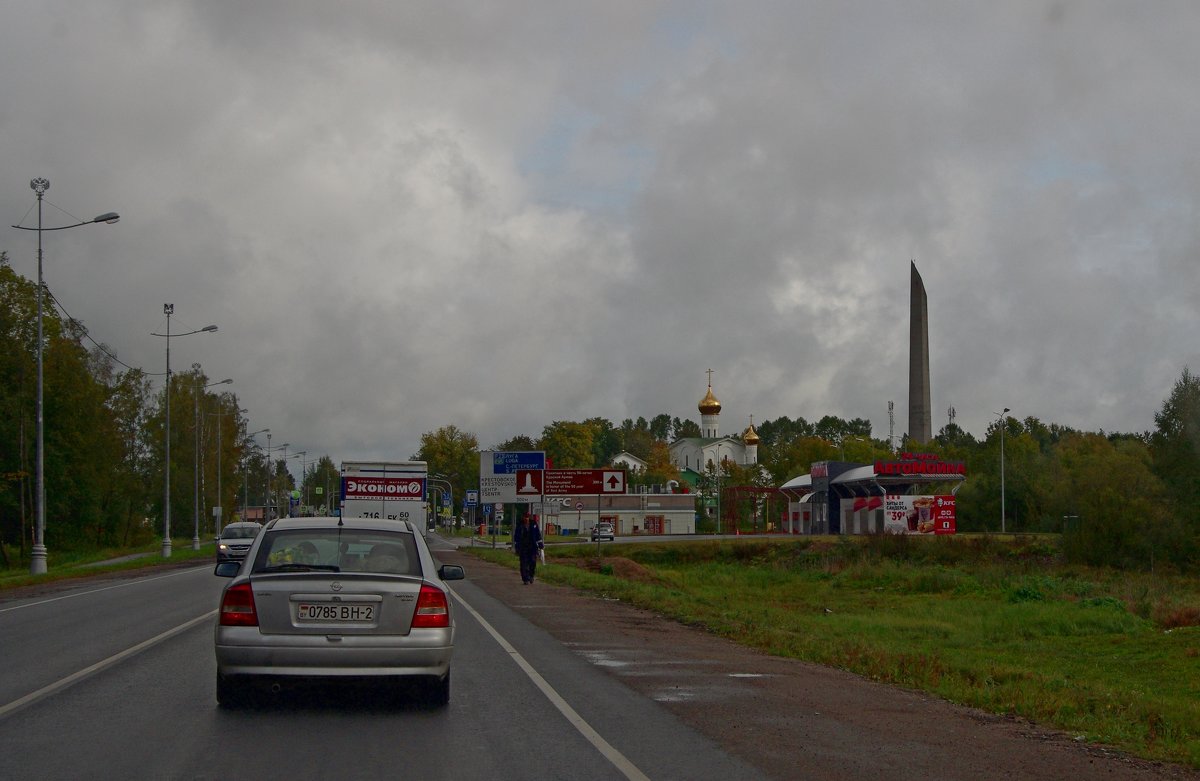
[249,573,423,635]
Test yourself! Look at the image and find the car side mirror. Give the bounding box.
[214,561,240,578]
[438,564,465,581]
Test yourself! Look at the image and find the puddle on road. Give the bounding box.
[581,651,632,668]
[578,649,722,671]
[652,688,697,702]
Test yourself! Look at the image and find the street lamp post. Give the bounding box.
[429,475,454,531]
[208,405,247,534]
[152,308,217,557]
[288,451,307,516]
[264,436,289,522]
[280,443,291,516]
[265,431,271,520]
[11,178,118,574]
[426,485,442,529]
[193,373,232,549]
[995,408,1011,534]
[299,452,310,508]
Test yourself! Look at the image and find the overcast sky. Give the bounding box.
[4,1,1199,475]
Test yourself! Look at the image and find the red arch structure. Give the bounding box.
[720,486,789,533]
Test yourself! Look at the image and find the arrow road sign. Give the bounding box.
[543,469,628,495]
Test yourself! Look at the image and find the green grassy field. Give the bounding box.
[471,534,1200,769]
[0,541,215,590]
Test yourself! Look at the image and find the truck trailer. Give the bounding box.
[339,461,429,532]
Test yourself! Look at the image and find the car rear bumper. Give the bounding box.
[215,626,454,678]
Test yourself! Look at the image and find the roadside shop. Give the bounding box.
[779,453,965,536]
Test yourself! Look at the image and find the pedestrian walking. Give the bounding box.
[514,512,544,584]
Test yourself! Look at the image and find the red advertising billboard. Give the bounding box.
[883,494,956,535]
[342,476,425,501]
[932,495,957,535]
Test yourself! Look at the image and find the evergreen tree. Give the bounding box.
[1151,367,1200,513]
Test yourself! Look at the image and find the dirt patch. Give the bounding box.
[558,555,665,586]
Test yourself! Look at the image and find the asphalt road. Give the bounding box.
[0,539,762,781]
[3,533,1196,780]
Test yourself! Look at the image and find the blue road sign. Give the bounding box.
[492,451,545,473]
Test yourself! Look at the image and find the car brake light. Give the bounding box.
[411,584,450,628]
[219,582,259,627]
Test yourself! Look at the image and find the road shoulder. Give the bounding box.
[440,548,1198,781]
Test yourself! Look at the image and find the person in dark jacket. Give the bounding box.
[513,513,543,584]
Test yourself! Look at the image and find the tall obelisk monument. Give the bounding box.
[909,261,932,444]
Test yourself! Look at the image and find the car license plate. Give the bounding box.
[297,603,376,622]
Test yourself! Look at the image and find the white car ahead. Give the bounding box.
[213,516,464,707]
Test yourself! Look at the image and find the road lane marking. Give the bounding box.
[0,566,209,614]
[0,610,216,720]
[450,591,651,781]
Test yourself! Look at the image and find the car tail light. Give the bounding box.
[219,582,259,627]
[411,584,450,628]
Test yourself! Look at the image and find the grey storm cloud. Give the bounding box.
[4,1,1199,470]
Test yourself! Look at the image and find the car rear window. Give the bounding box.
[221,526,261,540]
[251,529,421,576]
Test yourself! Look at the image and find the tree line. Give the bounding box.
[414,388,1200,573]
[0,253,326,566]
[3,251,1197,572]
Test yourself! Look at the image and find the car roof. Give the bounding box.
[263,516,418,534]
[222,522,261,530]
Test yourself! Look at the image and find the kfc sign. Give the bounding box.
[882,494,957,535]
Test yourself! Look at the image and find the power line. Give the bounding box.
[42,284,166,377]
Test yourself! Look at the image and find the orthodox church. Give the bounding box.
[668,379,759,487]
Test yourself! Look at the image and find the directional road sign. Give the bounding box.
[543,469,627,495]
[490,451,546,473]
[479,450,546,504]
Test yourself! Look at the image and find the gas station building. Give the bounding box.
[779,453,966,536]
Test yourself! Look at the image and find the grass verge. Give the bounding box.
[469,536,1200,769]
[0,540,216,591]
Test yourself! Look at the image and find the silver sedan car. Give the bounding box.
[215,521,262,563]
[213,516,464,707]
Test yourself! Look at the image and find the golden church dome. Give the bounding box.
[698,385,722,415]
[743,423,760,445]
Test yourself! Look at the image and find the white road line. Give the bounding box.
[0,567,208,614]
[450,590,651,781]
[0,610,217,720]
